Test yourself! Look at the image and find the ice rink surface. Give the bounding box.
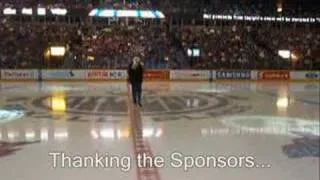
[0,81,319,180]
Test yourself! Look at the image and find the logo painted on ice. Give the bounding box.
[0,110,24,124]
[305,72,319,79]
[219,116,320,158]
[2,92,252,123]
[0,141,40,158]
[282,133,320,158]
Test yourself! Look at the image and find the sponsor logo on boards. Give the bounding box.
[87,70,126,79]
[258,71,290,80]
[3,71,35,79]
[216,71,251,80]
[47,71,74,78]
[144,71,169,80]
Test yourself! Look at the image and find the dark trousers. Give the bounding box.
[131,82,142,104]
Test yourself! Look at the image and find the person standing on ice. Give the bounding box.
[127,56,144,107]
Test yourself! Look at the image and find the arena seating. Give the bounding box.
[0,1,319,70]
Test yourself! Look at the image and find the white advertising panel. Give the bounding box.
[86,70,127,80]
[1,69,38,80]
[42,70,86,80]
[170,70,210,80]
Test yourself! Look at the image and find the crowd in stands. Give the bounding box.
[0,1,319,70]
[83,23,169,69]
[0,20,82,68]
[170,24,319,70]
[165,0,320,17]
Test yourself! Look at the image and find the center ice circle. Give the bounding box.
[31,92,227,117]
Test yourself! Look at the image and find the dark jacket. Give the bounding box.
[127,62,144,84]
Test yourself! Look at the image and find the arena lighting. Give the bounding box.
[141,10,157,18]
[204,14,318,23]
[117,10,138,17]
[97,10,115,17]
[277,7,283,13]
[50,46,66,56]
[89,9,165,19]
[278,50,291,59]
[278,50,297,60]
[154,10,165,19]
[1,7,67,16]
[50,8,67,16]
[3,8,16,15]
[187,48,201,57]
[291,53,298,60]
[89,9,98,16]
[87,56,95,61]
[203,13,211,19]
[22,8,33,15]
[37,8,46,16]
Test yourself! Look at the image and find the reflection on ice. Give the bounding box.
[25,129,36,141]
[0,123,163,142]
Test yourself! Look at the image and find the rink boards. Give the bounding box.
[0,69,319,81]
